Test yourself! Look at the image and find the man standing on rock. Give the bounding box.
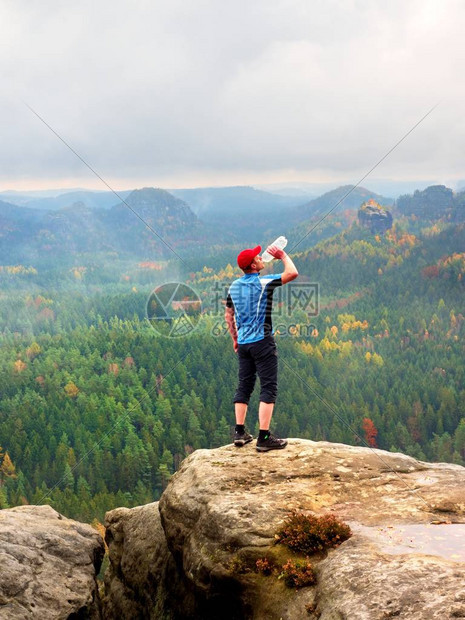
[225,243,299,452]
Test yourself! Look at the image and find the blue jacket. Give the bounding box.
[226,272,282,344]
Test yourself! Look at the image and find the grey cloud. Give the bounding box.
[0,0,464,188]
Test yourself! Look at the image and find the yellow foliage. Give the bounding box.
[72,266,87,280]
[397,233,417,247]
[0,265,38,275]
[372,353,384,367]
[317,337,354,356]
[299,342,314,355]
[339,317,368,333]
[13,360,27,373]
[0,452,17,479]
[26,342,41,360]
[340,341,353,356]
[338,314,355,325]
[365,352,372,363]
[64,381,79,398]
[91,519,108,552]
[320,337,339,351]
[223,263,235,278]
[386,255,397,269]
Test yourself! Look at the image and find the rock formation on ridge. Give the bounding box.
[358,199,393,233]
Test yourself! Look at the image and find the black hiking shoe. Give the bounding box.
[234,430,253,447]
[256,433,288,452]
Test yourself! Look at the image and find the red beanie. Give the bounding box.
[237,245,261,270]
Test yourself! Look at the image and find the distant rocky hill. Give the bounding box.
[189,185,394,252]
[396,185,465,221]
[170,185,300,217]
[290,185,394,221]
[170,185,303,245]
[0,189,132,211]
[279,186,394,252]
[107,188,208,255]
[0,188,223,262]
[2,183,464,265]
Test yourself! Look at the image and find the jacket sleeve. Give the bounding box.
[261,273,283,289]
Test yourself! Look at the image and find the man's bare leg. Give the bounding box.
[235,402,248,425]
[258,402,274,430]
[256,401,287,451]
[234,403,253,446]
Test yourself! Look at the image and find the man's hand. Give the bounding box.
[266,243,286,260]
[233,339,239,354]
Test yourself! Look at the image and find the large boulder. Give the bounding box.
[103,502,192,619]
[104,439,465,619]
[0,504,104,618]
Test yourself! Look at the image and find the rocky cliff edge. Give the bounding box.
[104,439,465,619]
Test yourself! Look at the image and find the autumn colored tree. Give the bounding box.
[64,381,79,398]
[26,342,42,360]
[362,418,378,448]
[13,359,27,373]
[0,450,17,485]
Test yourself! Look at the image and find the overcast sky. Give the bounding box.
[1,0,464,191]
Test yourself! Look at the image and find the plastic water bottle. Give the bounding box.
[262,236,288,262]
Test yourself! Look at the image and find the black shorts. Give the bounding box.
[233,335,278,404]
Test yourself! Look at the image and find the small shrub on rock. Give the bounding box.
[276,512,352,554]
[280,559,316,588]
[255,557,273,576]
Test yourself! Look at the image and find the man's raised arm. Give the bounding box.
[266,244,298,284]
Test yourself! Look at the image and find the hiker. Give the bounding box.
[225,243,299,451]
